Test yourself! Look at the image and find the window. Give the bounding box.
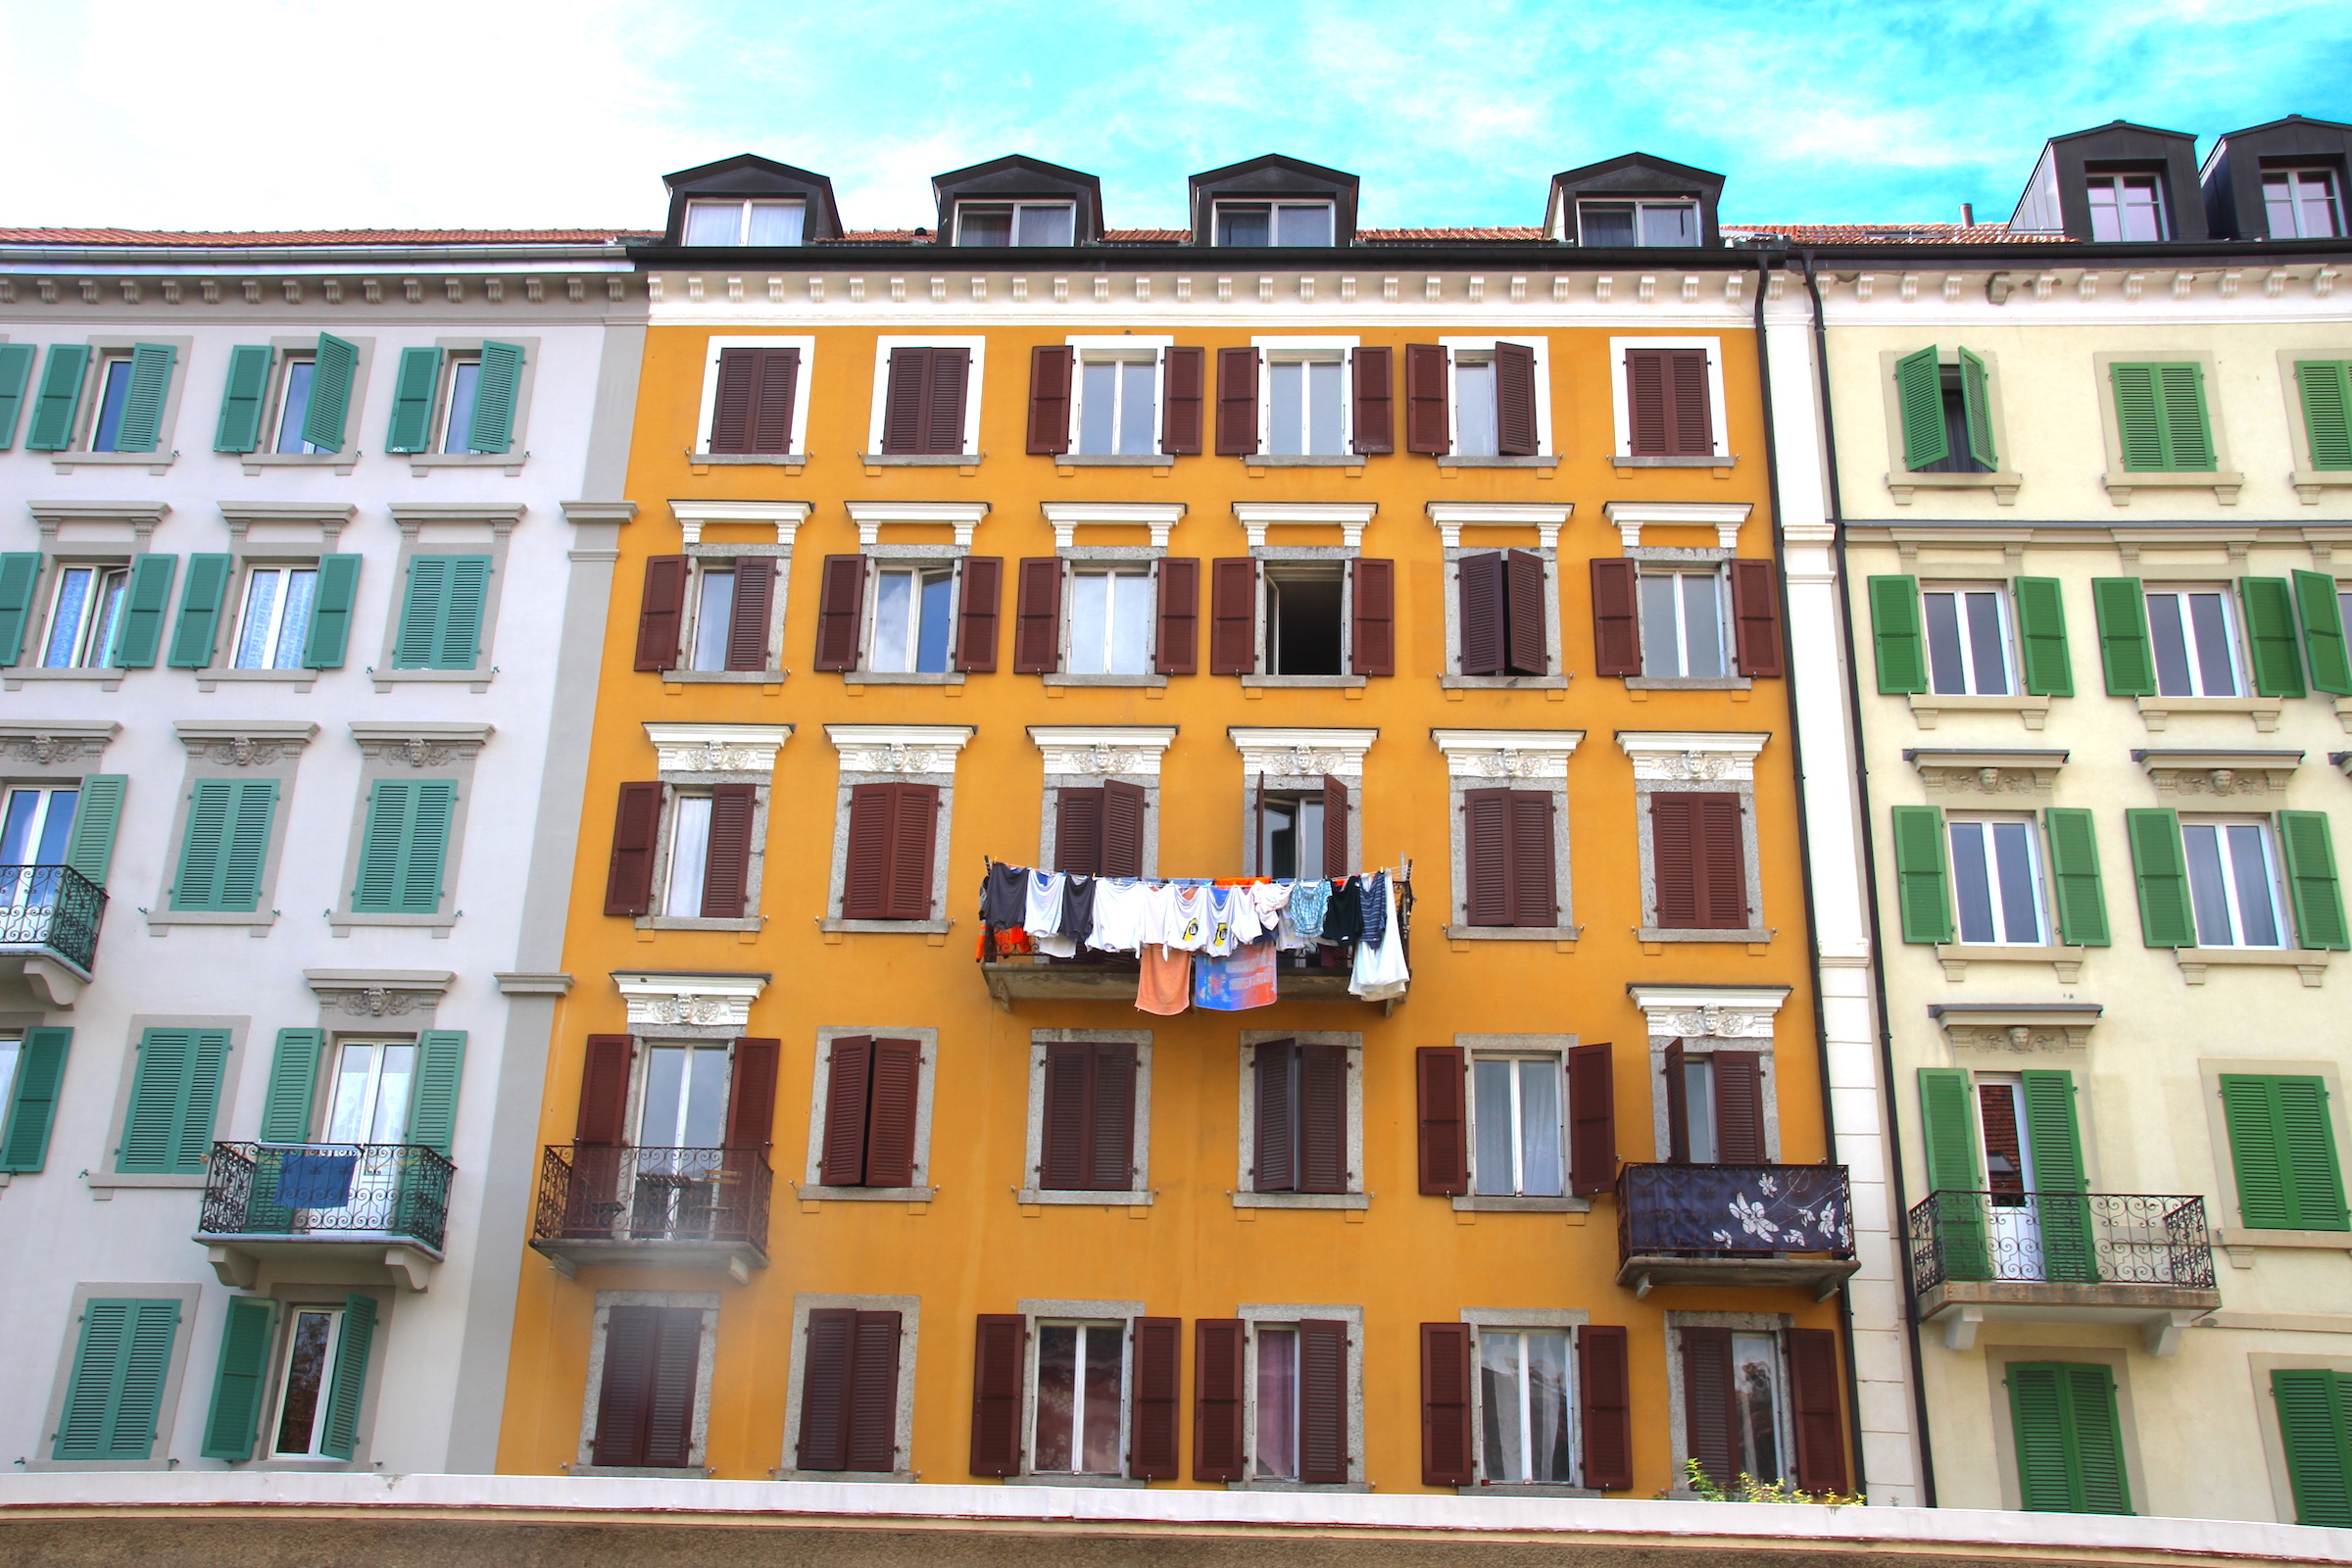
[1579,200,1698,246]
[350,780,457,917]
[1648,792,1750,931]
[707,347,801,455]
[40,564,128,668]
[2086,172,2169,241]
[955,202,1074,246]
[54,1298,181,1460]
[794,1307,905,1473]
[2110,363,2215,472]
[1949,819,2047,946]
[1623,347,1715,456]
[2182,819,2287,948]
[2273,1369,2352,1526]
[971,1310,1179,1482]
[1066,568,1153,674]
[1479,1329,1575,1482]
[683,198,805,246]
[2,784,77,868]
[1218,344,1390,459]
[1054,781,1147,877]
[382,342,522,457]
[1251,1318,1349,1482]
[1251,1040,1348,1196]
[1869,575,2070,700]
[1685,1329,1788,1485]
[1268,564,1345,673]
[90,353,140,452]
[1640,570,1730,678]
[1456,550,1547,676]
[842,782,941,920]
[117,1027,231,1173]
[1422,341,1542,458]
[231,566,317,670]
[639,784,754,920]
[1422,1319,1627,1491]
[2221,1075,2348,1231]
[1893,347,1996,473]
[815,1036,922,1188]
[264,1298,376,1460]
[1473,1055,1564,1197]
[1266,354,1348,456]
[1213,202,1335,246]
[1078,358,1158,456]
[1923,587,2014,695]
[2006,1361,2132,1513]
[1036,1041,1138,1193]
[1033,1320,1126,1475]
[634,555,778,676]
[271,353,327,454]
[690,563,737,670]
[871,565,956,672]
[589,1302,707,1468]
[2266,169,2344,238]
[1212,557,1395,679]
[2144,588,2239,697]
[1462,788,1557,929]
[390,555,492,671]
[1257,788,1332,881]
[172,780,276,912]
[878,346,971,456]
[1664,1046,1765,1163]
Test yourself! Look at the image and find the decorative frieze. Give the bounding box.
[845,501,988,549]
[668,500,808,547]
[350,722,494,768]
[1231,503,1377,552]
[1230,728,1379,781]
[0,723,118,767]
[1430,729,1584,781]
[827,724,974,776]
[173,721,319,767]
[1932,1004,2101,1056]
[1425,502,1573,552]
[1616,731,1770,784]
[1629,985,1790,1042]
[2134,749,2301,800]
[646,722,794,777]
[303,968,455,1020]
[1603,501,1750,552]
[1907,749,2068,802]
[1029,726,1177,778]
[1042,503,1185,551]
[612,971,769,1033]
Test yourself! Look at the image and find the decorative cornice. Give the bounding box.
[2133,749,2303,799]
[29,500,170,544]
[561,500,639,527]
[826,723,975,775]
[173,720,319,767]
[845,500,989,548]
[668,499,808,546]
[1430,728,1586,781]
[1030,726,1178,778]
[349,721,494,767]
[1231,502,1378,551]
[0,722,119,766]
[1932,1004,2103,1055]
[494,972,574,997]
[1041,502,1185,551]
[1615,730,1770,783]
[612,970,769,1032]
[303,968,455,1020]
[1425,503,1573,551]
[388,503,524,536]
[645,722,793,776]
[1603,500,1751,552]
[1229,727,1379,780]
[1906,748,2069,801]
[1627,985,1791,1042]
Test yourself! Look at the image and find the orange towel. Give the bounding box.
[1135,944,1192,1015]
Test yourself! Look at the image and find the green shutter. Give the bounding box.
[468,341,524,454]
[64,774,126,887]
[1895,346,1947,471]
[0,552,39,665]
[53,1298,180,1461]
[2013,577,2073,697]
[2278,810,2350,952]
[167,553,235,669]
[2298,361,2352,470]
[2239,577,2308,698]
[26,344,90,451]
[0,341,39,449]
[2021,1069,2096,1283]
[1890,805,1953,944]
[2293,569,2352,696]
[2125,808,2195,947]
[2009,1362,2132,1515]
[2225,1075,2295,1230]
[1958,346,1997,469]
[2091,578,2155,696]
[2222,1075,2349,1232]
[301,333,359,454]
[409,1031,466,1157]
[110,553,177,668]
[1919,1067,1987,1281]
[354,780,457,913]
[172,778,276,912]
[318,1294,378,1461]
[2064,1363,2132,1514]
[301,553,362,669]
[385,347,440,454]
[394,555,492,670]
[1869,574,1927,694]
[2111,362,2215,472]
[0,1026,72,1172]
[112,343,175,454]
[213,345,274,454]
[259,1029,324,1144]
[2273,1370,2352,1527]
[2042,808,2110,947]
[199,1296,276,1461]
[118,1026,229,1174]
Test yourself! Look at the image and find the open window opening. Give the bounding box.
[871,564,956,673]
[233,565,318,670]
[1266,564,1345,675]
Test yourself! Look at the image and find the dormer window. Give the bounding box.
[1578,201,1697,247]
[955,202,1075,246]
[683,198,807,246]
[1213,202,1335,247]
[2085,172,2168,240]
[2265,169,2343,238]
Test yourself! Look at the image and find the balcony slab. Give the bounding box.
[531,1237,766,1285]
[1618,1253,1861,1299]
[1919,1280,2221,1354]
[201,1237,443,1293]
[982,960,1396,1011]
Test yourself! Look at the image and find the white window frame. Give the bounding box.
[1063,563,1157,675]
[37,561,130,669]
[1638,565,1733,679]
[265,348,329,457]
[1438,336,1554,458]
[693,335,814,459]
[953,200,1077,247]
[2086,172,2170,242]
[1064,334,1173,458]
[1,785,78,872]
[864,335,986,457]
[1211,200,1338,247]
[2143,585,2245,699]
[627,1037,736,1150]
[84,351,143,454]
[264,1301,350,1461]
[1946,815,2050,948]
[2181,816,2292,951]
[1921,583,2019,697]
[682,197,807,247]
[1031,1318,1131,1478]
[1468,1050,1569,1200]
[1607,336,1730,460]
[864,560,960,675]
[1577,198,1701,247]
[1250,336,1360,457]
[229,562,320,672]
[2262,168,2343,239]
[1460,1308,1592,1494]
[1011,1298,1146,1485]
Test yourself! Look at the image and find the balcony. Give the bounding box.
[0,864,108,1006]
[1616,1162,1860,1298]
[530,1146,771,1283]
[1908,1191,2221,1355]
[198,1142,452,1292]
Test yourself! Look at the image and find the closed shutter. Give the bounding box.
[888,784,939,920]
[172,778,276,912]
[0,1026,73,1172]
[384,346,439,453]
[468,342,525,454]
[353,779,458,914]
[1101,780,1146,878]
[106,553,174,668]
[881,348,927,454]
[954,556,1002,672]
[0,552,41,664]
[318,1292,378,1461]
[1508,789,1556,927]
[753,347,801,454]
[709,347,798,455]
[604,782,662,916]
[1160,346,1205,455]
[1868,575,1927,694]
[1416,1046,1468,1196]
[2294,568,2352,695]
[1215,346,1258,455]
[1298,1318,1348,1485]
[217,345,277,453]
[408,1032,466,1156]
[846,1311,905,1472]
[1568,1042,1617,1196]
[200,1295,277,1460]
[1013,557,1062,673]
[594,1304,704,1469]
[119,1027,229,1174]
[1958,347,1998,468]
[2090,578,2155,696]
[54,1298,179,1461]
[723,556,776,671]
[1591,558,1641,676]
[167,552,234,668]
[2125,808,2195,947]
[2014,576,2074,697]
[0,340,35,449]
[1253,1040,1297,1192]
[820,1036,875,1186]
[1890,805,1954,944]
[2111,362,2214,472]
[1458,552,1504,675]
[1919,1067,1988,1280]
[1298,1044,1348,1195]
[1027,345,1074,454]
[2110,365,2164,470]
[2008,1362,2132,1514]
[2240,577,2309,697]
[1462,787,1510,925]
[2279,810,2350,950]
[1577,1325,1633,1490]
[26,344,91,451]
[1210,558,1257,674]
[969,1314,1027,1476]
[576,1036,635,1146]
[1494,340,1539,456]
[1420,1322,1473,1486]
[259,1028,324,1144]
[813,554,866,670]
[844,783,936,921]
[1711,1052,1765,1164]
[1040,1041,1135,1192]
[302,553,362,669]
[1729,559,1783,677]
[1503,548,1546,675]
[922,347,969,455]
[1680,793,1748,929]
[1679,1327,1737,1489]
[2022,1068,2095,1283]
[1154,557,1199,674]
[63,774,126,886]
[1630,347,1713,456]
[109,343,175,454]
[2223,1075,2349,1232]
[862,1038,920,1187]
[648,1306,705,1469]
[1405,343,1449,454]
[2297,361,2352,470]
[799,1307,858,1470]
[1320,776,1349,879]
[300,333,359,453]
[1055,787,1104,876]
[2043,808,2110,947]
[1651,794,1699,929]
[698,783,756,919]
[1787,1328,1847,1494]
[1351,346,1394,456]
[1349,557,1395,675]
[1194,1319,1247,1482]
[394,555,492,670]
[1894,346,1948,470]
[635,556,688,671]
[1130,1317,1182,1480]
[2272,1369,2352,1527]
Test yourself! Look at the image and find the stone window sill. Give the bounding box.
[1451,1195,1592,1213]
[567,1465,711,1479]
[371,668,491,693]
[1054,454,1175,469]
[85,1172,207,1197]
[3,668,124,693]
[1017,1188,1152,1206]
[660,669,785,688]
[1443,455,1558,468]
[1442,673,1568,690]
[1241,674,1367,688]
[771,1468,913,1484]
[1043,673,1168,687]
[860,453,980,471]
[842,670,965,686]
[688,450,805,472]
[240,452,357,476]
[196,668,318,692]
[145,910,276,937]
[819,917,954,935]
[1625,675,1753,691]
[407,452,526,477]
[331,912,458,938]
[1907,692,2051,730]
[1638,926,1773,945]
[21,1459,173,1473]
[1233,1192,1370,1209]
[2175,947,2329,986]
[2292,468,2352,504]
[1007,1474,1149,1489]
[1227,1480,1373,1493]
[1935,943,2086,983]
[1886,469,2024,506]
[639,915,764,932]
[1443,924,1582,945]
[1246,454,1365,468]
[796,1185,936,1203]
[2216,1226,2352,1259]
[2136,695,2284,733]
[53,450,176,475]
[1612,454,1734,469]
[2102,468,2244,505]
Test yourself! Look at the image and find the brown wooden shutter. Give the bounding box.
[710,349,759,453]
[813,554,866,671]
[1712,1051,1765,1164]
[576,1035,636,1146]
[1694,793,1748,929]
[1055,788,1104,876]
[1730,559,1784,678]
[1215,347,1258,455]
[1668,348,1713,455]
[1298,1319,1349,1485]
[819,1036,873,1186]
[1351,345,1394,454]
[841,785,906,920]
[1040,1041,1091,1190]
[1209,558,1257,674]
[1298,1044,1348,1196]
[604,782,663,915]
[1417,1046,1468,1196]
[724,1037,779,1151]
[1504,549,1546,675]
[1027,345,1074,454]
[1420,1322,1473,1487]
[635,556,688,671]
[1494,340,1539,456]
[798,1307,856,1470]
[642,1308,703,1467]
[846,1310,903,1472]
[1252,1040,1296,1192]
[1130,1317,1182,1480]
[1508,789,1556,928]
[1405,343,1449,454]
[722,556,775,671]
[1154,558,1199,675]
[1458,552,1504,675]
[1321,775,1349,877]
[700,783,757,919]
[865,1038,921,1188]
[1462,788,1511,926]
[884,783,940,920]
[1349,558,1395,676]
[1625,348,1669,456]
[954,556,1002,673]
[1194,1319,1247,1482]
[1013,557,1062,674]
[1787,1328,1848,1495]
[1567,1042,1617,1196]
[1591,559,1641,676]
[1577,1325,1633,1491]
[752,348,799,454]
[1161,346,1205,455]
[592,1304,657,1465]
[1102,780,1146,879]
[1091,1042,1138,1190]
[1679,1327,1738,1489]
[1663,1041,1690,1164]
[923,347,970,455]
[1650,794,1699,928]
[969,1314,1027,1477]
[881,347,928,455]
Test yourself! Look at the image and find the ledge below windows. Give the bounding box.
[1625,675,1750,693]
[660,669,785,692]
[1054,454,1175,474]
[687,450,806,475]
[2,668,123,694]
[52,449,176,476]
[1445,455,1559,469]
[371,668,492,694]
[2174,948,2329,986]
[1885,469,2023,506]
[1444,924,1582,949]
[145,909,276,938]
[1638,926,1773,949]
[1934,944,2087,983]
[195,668,318,694]
[1451,1194,1592,1214]
[1017,1188,1152,1207]
[240,452,357,476]
[639,915,764,933]
[330,911,459,939]
[819,918,954,939]
[408,452,526,477]
[1241,675,1366,689]
[2292,468,2352,505]
[843,671,965,687]
[1044,673,1167,689]
[1611,455,1734,471]
[1442,673,1569,694]
[2102,468,2244,506]
[1233,1191,1370,1210]
[2217,1228,2352,1267]
[2136,695,2283,733]
[1907,692,2051,730]
[796,1184,936,1206]
[859,453,982,475]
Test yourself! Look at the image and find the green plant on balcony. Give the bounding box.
[1666,1457,1866,1506]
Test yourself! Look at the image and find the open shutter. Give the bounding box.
[723,556,775,672]
[108,553,175,668]
[1040,1041,1091,1190]
[2090,578,2155,696]
[864,1038,920,1187]
[884,783,940,920]
[1349,558,1395,675]
[1027,345,1074,455]
[2125,808,2195,947]
[1253,1040,1297,1193]
[1868,575,1927,694]
[576,1036,635,1146]
[216,345,275,453]
[1711,1052,1765,1164]
[1298,1319,1349,1485]
[820,1036,874,1186]
[0,553,40,664]
[2273,1370,2352,1527]
[813,554,865,671]
[1055,788,1104,877]
[1503,549,1546,675]
[1416,1046,1468,1197]
[1664,1042,1690,1165]
[1195,1319,1247,1482]
[1462,787,1510,925]
[2014,576,2074,697]
[718,1038,779,1153]
[969,1314,1027,1476]
[318,1293,377,1461]
[1215,347,1258,455]
[468,342,524,454]
[384,346,438,453]
[1458,553,1504,675]
[301,333,358,453]
[1351,345,1394,454]
[408,1032,466,1156]
[63,775,126,887]
[1013,557,1062,673]
[1405,343,1449,454]
[2022,1069,2095,1282]
[1651,794,1698,929]
[0,341,35,449]
[1894,346,1948,470]
[1210,558,1257,674]
[1102,780,1146,879]
[2279,810,2350,951]
[954,556,1002,672]
[1919,1067,1987,1280]
[1154,557,1199,675]
[1958,346,1997,468]
[302,554,361,669]
[604,782,662,916]
[881,348,927,455]
[1090,1042,1138,1190]
[26,344,90,451]
[109,343,172,454]
[1161,346,1204,455]
[1787,1328,1847,1494]
[0,1026,72,1172]
[699,783,756,919]
[1568,1043,1617,1196]
[799,1308,857,1470]
[2297,361,2352,470]
[1131,1317,1182,1480]
[922,347,969,455]
[1729,559,1783,678]
[1494,340,1539,456]
[259,1028,324,1143]
[2241,577,2308,698]
[842,786,893,919]
[1420,1322,1473,1486]
[2294,568,2352,695]
[1508,790,1555,927]
[1679,1327,1737,1489]
[1578,1325,1633,1491]
[1591,559,1641,676]
[635,556,688,671]
[1890,805,1954,944]
[168,553,234,669]
[200,1296,276,1460]
[1321,775,1349,877]
[2043,808,2111,947]
[846,1311,903,1472]
[1298,1044,1348,1196]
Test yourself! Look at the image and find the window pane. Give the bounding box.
[1581,204,1635,246]
[1684,1060,1718,1164]
[2147,594,2194,696]
[1018,205,1075,247]
[1964,591,2009,695]
[1455,362,1498,457]
[1729,1333,1784,1483]
[916,569,954,673]
[1082,1324,1123,1473]
[1951,823,1997,944]
[1991,821,2041,945]
[1527,1332,1573,1483]
[2121,175,2165,241]
[692,569,735,671]
[236,569,284,669]
[958,207,1012,246]
[641,1045,687,1147]
[276,361,317,454]
[1640,574,1682,677]
[272,568,317,669]
[1641,203,1697,246]
[1924,592,1967,694]
[683,202,744,246]
[1267,362,1303,455]
[0,1042,18,1135]
[1110,571,1152,674]
[2299,172,2341,238]
[1307,360,1345,454]
[1035,1324,1077,1472]
[2227,824,2279,947]
[2265,174,2299,238]
[745,201,805,245]
[43,568,91,667]
[274,1309,337,1454]
[1682,573,1725,677]
[1518,1059,1564,1198]
[1264,800,1298,879]
[684,1046,730,1148]
[2187,592,2236,696]
[1254,1327,1298,1478]
[1474,1058,1516,1196]
[1297,798,1325,879]
[1079,361,1116,455]
[1217,205,1271,246]
[1118,361,1155,455]
[2183,823,2233,946]
[371,1046,415,1144]
[667,796,713,917]
[443,361,482,454]
[1277,204,1333,247]
[324,1044,376,1143]
[86,572,126,668]
[91,360,134,452]
[2088,179,2122,242]
[1069,571,1109,674]
[1479,1332,1525,1481]
[871,570,913,671]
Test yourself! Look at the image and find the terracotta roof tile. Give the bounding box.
[1102,227,1191,243]
[1721,222,2072,245]
[0,227,650,247]
[1359,225,1545,241]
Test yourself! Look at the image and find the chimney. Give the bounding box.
[1960,202,1976,228]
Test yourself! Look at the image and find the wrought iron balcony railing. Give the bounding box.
[533,1145,771,1256]
[200,1142,455,1253]
[1907,1190,2217,1294]
[1618,1161,1856,1260]
[0,864,108,974]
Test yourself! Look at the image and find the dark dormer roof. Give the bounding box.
[2201,115,2352,239]
[661,154,843,244]
[2008,121,2207,241]
[932,155,1104,244]
[1187,155,1360,246]
[1544,154,1727,246]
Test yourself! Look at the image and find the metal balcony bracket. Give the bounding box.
[2144,1310,2201,1357]
[1942,1305,1985,1352]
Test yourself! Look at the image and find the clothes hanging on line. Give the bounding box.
[1090,877,1146,954]
[1322,878,1364,945]
[981,861,1028,928]
[1195,941,1277,1009]
[1136,944,1192,1015]
[1359,870,1388,949]
[1350,875,1410,1001]
[1289,877,1331,939]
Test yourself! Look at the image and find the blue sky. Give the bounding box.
[6,0,2349,231]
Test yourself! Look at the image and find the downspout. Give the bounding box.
[1803,252,1938,1506]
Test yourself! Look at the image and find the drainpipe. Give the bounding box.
[1802,252,1939,1506]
